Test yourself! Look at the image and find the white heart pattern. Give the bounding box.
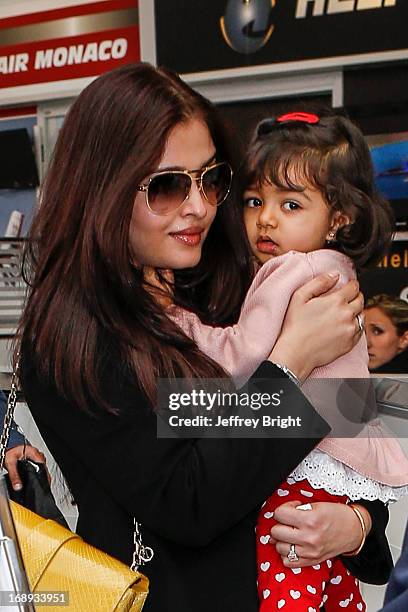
[287,477,296,484]
[263,589,270,599]
[307,585,317,594]
[308,608,317,612]
[277,599,286,609]
[291,567,302,575]
[339,599,350,607]
[300,489,314,497]
[357,603,363,611]
[277,488,289,496]
[323,594,329,603]
[275,572,286,582]
[330,575,342,585]
[290,590,301,600]
[312,564,321,570]
[350,594,353,601]
[259,535,270,545]
[264,511,274,519]
[260,562,270,572]
[326,559,332,568]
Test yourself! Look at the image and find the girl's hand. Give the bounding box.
[269,500,372,567]
[269,273,364,381]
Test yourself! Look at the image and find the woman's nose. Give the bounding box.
[180,179,208,218]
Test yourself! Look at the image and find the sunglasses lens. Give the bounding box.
[202,163,232,206]
[148,173,191,214]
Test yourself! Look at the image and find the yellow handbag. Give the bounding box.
[1,367,151,612]
[10,501,149,611]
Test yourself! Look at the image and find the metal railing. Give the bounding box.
[0,239,26,337]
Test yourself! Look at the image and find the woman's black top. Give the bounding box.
[20,356,392,612]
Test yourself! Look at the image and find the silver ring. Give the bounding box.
[287,543,299,562]
[357,313,365,334]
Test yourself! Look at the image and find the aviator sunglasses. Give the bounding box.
[137,161,233,216]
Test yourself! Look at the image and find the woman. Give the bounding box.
[17,64,390,611]
[365,294,408,373]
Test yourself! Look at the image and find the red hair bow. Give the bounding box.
[277,112,320,124]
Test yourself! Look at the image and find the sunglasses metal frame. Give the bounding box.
[137,161,233,216]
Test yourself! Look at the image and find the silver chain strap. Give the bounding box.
[131,517,154,572]
[0,359,20,472]
[0,357,154,572]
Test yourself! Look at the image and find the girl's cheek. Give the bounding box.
[244,209,257,228]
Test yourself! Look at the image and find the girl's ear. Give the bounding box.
[329,210,351,235]
[398,330,408,353]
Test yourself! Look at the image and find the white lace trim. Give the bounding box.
[289,449,408,503]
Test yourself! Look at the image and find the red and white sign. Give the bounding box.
[0,0,139,88]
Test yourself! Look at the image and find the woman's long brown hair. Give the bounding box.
[17,63,253,411]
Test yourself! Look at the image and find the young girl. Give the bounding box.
[168,111,408,611]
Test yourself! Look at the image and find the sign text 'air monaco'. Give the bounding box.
[0,1,139,88]
[0,38,127,75]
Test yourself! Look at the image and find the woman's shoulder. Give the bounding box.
[20,337,150,423]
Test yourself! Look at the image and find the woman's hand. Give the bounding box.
[5,444,47,491]
[269,273,364,381]
[269,500,372,567]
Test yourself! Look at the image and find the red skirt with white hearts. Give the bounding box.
[257,478,366,611]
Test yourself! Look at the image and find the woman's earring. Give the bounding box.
[326,231,336,245]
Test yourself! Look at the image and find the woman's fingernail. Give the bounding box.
[327,271,339,278]
[13,483,23,491]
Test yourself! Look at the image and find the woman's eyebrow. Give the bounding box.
[159,153,217,172]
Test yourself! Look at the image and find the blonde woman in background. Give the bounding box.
[365,294,408,373]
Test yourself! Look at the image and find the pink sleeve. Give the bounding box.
[305,250,369,379]
[169,252,314,383]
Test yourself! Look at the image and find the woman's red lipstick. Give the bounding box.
[170,226,204,247]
